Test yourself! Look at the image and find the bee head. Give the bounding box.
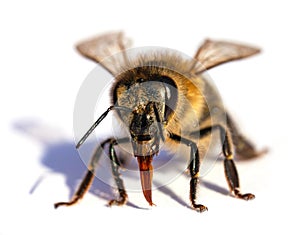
[113,68,179,155]
[116,79,167,156]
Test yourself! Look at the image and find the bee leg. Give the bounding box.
[224,158,255,200]
[218,125,255,200]
[54,137,130,209]
[106,138,129,206]
[54,141,104,209]
[169,133,208,212]
[191,125,255,200]
[226,113,268,159]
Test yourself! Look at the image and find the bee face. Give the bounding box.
[128,101,160,157]
[113,67,178,157]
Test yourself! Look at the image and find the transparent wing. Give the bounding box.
[193,39,260,74]
[76,32,132,75]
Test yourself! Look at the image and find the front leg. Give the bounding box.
[54,137,130,208]
[169,133,208,212]
[54,141,103,208]
[105,138,129,206]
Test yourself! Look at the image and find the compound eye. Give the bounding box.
[163,83,178,122]
[165,86,171,100]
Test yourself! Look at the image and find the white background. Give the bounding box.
[0,0,299,234]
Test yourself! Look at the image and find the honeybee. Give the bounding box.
[54,32,267,212]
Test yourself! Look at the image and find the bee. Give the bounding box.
[54,32,267,212]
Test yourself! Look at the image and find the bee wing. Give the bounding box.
[76,32,132,75]
[193,39,260,74]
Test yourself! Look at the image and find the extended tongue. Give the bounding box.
[137,155,154,206]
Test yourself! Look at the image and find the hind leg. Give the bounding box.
[191,125,255,200]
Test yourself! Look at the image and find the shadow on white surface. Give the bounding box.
[14,119,236,211]
[202,180,228,195]
[13,121,133,205]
